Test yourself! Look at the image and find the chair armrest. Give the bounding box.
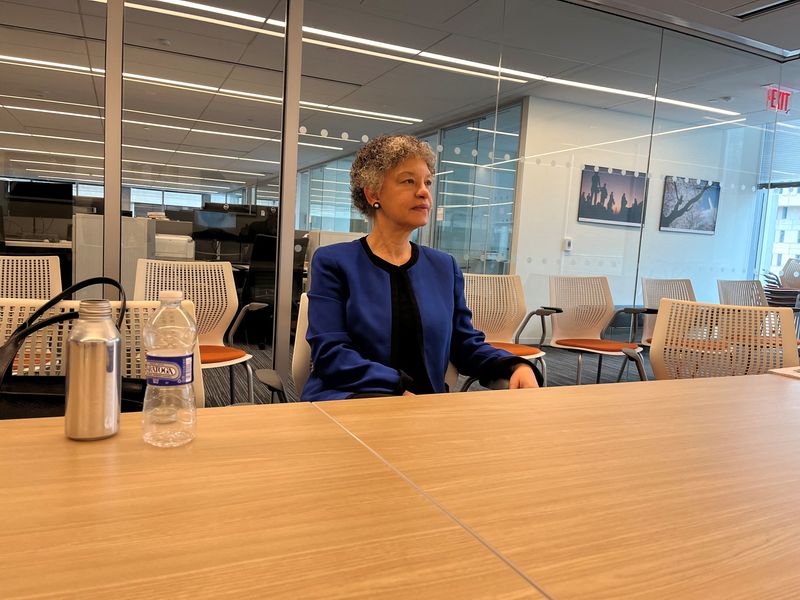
[226,302,269,346]
[255,368,287,403]
[483,377,511,391]
[620,306,658,315]
[538,306,563,314]
[527,306,563,347]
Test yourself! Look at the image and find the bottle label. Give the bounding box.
[145,354,194,386]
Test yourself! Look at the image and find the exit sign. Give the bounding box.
[767,85,791,112]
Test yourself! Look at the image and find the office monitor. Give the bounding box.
[202,202,252,214]
[192,210,238,240]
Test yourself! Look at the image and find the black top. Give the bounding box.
[360,237,433,394]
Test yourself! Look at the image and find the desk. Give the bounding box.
[319,376,800,599]
[0,403,540,599]
[5,239,73,249]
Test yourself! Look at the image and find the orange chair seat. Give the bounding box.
[488,341,542,356]
[200,345,247,364]
[555,338,638,352]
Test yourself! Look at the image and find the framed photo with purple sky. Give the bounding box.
[577,165,646,227]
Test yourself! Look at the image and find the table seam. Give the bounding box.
[311,402,556,600]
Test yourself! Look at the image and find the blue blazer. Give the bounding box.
[301,239,519,401]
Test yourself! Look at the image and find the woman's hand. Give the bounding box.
[402,390,415,396]
[509,364,539,389]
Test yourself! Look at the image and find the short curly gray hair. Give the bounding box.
[350,135,436,216]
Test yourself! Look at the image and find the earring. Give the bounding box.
[372,202,381,209]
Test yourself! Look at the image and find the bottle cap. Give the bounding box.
[159,290,184,302]
[78,299,112,319]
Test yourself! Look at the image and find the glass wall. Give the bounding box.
[120,0,286,347]
[3,0,800,390]
[0,2,107,294]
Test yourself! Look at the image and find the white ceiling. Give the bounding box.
[585,0,800,57]
[0,0,794,196]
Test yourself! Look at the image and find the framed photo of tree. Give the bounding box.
[659,176,720,234]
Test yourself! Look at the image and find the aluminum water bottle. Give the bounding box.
[142,290,197,448]
[65,299,121,440]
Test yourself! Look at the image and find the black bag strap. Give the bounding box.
[17,276,126,333]
[0,277,127,383]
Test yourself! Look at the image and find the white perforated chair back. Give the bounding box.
[292,293,311,396]
[780,258,800,289]
[0,255,61,299]
[650,298,799,380]
[0,299,205,407]
[134,259,238,347]
[717,280,768,307]
[463,274,527,342]
[548,276,616,341]
[641,278,696,345]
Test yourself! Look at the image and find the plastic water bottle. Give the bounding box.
[142,290,197,448]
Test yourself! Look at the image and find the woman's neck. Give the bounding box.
[366,226,412,266]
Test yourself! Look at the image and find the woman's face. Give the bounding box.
[370,156,433,231]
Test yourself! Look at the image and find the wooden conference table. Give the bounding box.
[3,375,800,599]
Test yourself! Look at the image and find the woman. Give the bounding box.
[301,135,540,401]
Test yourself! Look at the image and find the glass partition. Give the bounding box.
[121,1,286,357]
[638,32,781,303]
[0,2,106,295]
[500,0,662,345]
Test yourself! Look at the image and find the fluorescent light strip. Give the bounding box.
[122,176,229,189]
[0,130,103,144]
[2,105,102,119]
[435,170,454,177]
[32,175,106,185]
[466,126,519,137]
[442,180,515,191]
[123,143,280,164]
[122,169,244,184]
[145,0,265,22]
[301,25,419,55]
[0,94,100,111]
[324,167,351,173]
[122,159,264,176]
[11,159,104,170]
[440,191,491,200]
[126,182,216,194]
[440,201,514,208]
[6,104,340,150]
[310,187,352,195]
[27,169,98,177]
[303,38,523,85]
[0,53,91,71]
[0,147,102,160]
[311,179,350,186]
[511,117,747,163]
[441,160,516,173]
[298,141,344,150]
[125,108,279,134]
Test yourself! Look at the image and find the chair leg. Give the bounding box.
[460,376,478,392]
[537,357,547,387]
[615,359,627,383]
[576,352,583,385]
[596,354,603,384]
[622,348,647,381]
[229,366,235,404]
[245,361,255,404]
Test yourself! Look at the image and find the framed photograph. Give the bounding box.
[659,176,720,234]
[578,165,646,227]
